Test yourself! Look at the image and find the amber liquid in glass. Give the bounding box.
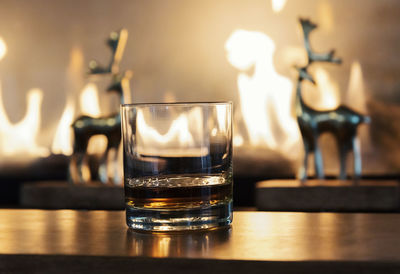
[125,175,232,209]
[124,174,233,231]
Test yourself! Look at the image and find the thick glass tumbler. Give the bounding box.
[121,102,233,231]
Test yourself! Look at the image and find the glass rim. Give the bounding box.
[121,101,232,108]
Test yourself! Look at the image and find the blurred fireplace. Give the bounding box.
[0,0,400,206]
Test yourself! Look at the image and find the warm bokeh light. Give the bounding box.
[79,83,107,155]
[121,70,133,104]
[318,0,334,32]
[216,104,228,131]
[0,86,49,157]
[233,135,244,147]
[50,46,84,156]
[225,29,300,156]
[69,46,84,77]
[271,0,287,13]
[346,61,367,113]
[80,83,101,118]
[51,46,83,155]
[155,237,171,257]
[313,67,340,110]
[111,29,128,73]
[0,37,7,61]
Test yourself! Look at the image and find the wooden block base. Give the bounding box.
[256,179,400,212]
[20,181,124,210]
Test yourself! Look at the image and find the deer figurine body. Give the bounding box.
[296,19,370,182]
[69,29,131,184]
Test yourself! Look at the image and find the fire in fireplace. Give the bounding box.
[0,0,399,206]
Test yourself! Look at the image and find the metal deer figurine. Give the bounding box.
[69,29,131,184]
[296,18,370,182]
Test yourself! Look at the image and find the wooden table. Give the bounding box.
[1,210,400,273]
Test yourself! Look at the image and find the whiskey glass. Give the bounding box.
[121,102,233,231]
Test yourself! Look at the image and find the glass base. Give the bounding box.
[126,201,233,232]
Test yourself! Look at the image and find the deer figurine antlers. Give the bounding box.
[69,29,131,184]
[295,18,370,182]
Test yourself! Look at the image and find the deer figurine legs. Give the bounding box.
[69,151,88,184]
[338,140,352,180]
[299,131,325,182]
[300,134,363,182]
[299,148,308,182]
[338,145,348,180]
[69,136,90,184]
[337,135,362,181]
[98,147,110,184]
[70,144,117,184]
[313,137,325,179]
[98,144,120,184]
[352,137,362,180]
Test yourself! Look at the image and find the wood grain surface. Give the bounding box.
[1,210,400,273]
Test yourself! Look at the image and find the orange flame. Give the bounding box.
[136,107,207,157]
[0,85,49,157]
[79,83,107,154]
[346,61,367,113]
[225,29,300,156]
[80,83,101,118]
[314,67,340,110]
[51,99,74,155]
[51,46,82,155]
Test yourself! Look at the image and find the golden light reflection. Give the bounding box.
[20,210,49,253]
[156,237,171,257]
[271,0,287,13]
[0,211,19,252]
[230,212,278,260]
[231,212,335,261]
[55,210,78,253]
[0,37,7,61]
[225,30,300,158]
[0,86,49,157]
[126,228,230,258]
[315,213,340,258]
